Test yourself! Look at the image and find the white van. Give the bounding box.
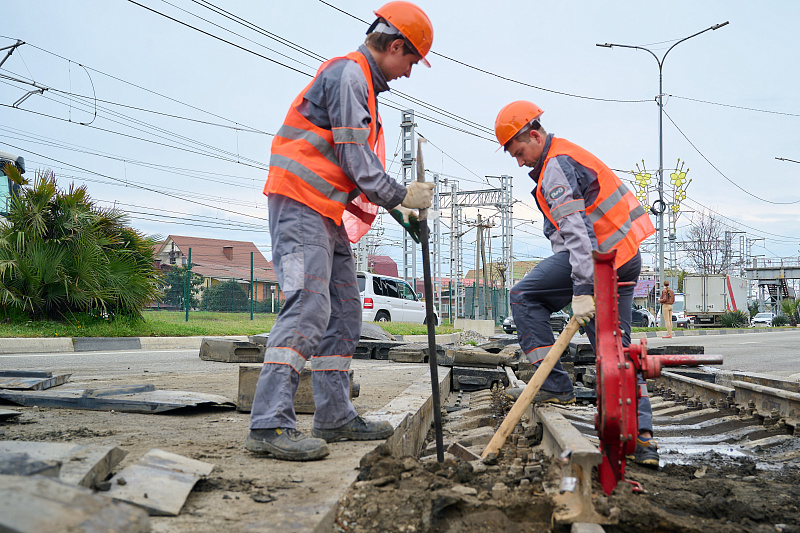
[357,271,438,325]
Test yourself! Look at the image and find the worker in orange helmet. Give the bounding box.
[496,101,660,467]
[246,2,435,461]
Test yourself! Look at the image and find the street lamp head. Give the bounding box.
[711,21,730,30]
[596,43,613,48]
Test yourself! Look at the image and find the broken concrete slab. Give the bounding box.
[0,384,235,413]
[0,370,71,390]
[237,365,358,413]
[452,366,509,391]
[0,408,21,420]
[360,322,397,341]
[445,345,515,368]
[106,449,214,516]
[0,441,127,488]
[249,332,269,345]
[388,342,447,364]
[354,339,410,360]
[0,452,61,477]
[0,474,151,533]
[199,337,265,363]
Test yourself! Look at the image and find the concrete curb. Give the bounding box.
[2,328,797,355]
[0,335,248,355]
[631,327,800,339]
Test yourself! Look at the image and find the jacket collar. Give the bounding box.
[358,44,390,94]
[527,133,554,184]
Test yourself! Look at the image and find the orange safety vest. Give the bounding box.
[536,137,655,267]
[264,51,385,242]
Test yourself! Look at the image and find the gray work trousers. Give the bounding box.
[249,194,361,431]
[510,250,653,434]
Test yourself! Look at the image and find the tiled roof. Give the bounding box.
[156,235,277,283]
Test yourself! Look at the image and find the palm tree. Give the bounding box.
[779,299,799,327]
[0,169,162,319]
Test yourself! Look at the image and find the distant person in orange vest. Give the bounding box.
[246,2,435,462]
[495,101,660,467]
[659,280,675,338]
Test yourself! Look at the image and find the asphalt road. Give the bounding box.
[643,329,800,378]
[1,329,798,382]
[0,349,216,382]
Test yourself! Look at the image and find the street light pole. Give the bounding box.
[597,21,729,326]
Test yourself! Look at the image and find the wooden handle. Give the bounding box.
[481,318,580,461]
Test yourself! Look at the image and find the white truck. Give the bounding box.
[684,274,749,326]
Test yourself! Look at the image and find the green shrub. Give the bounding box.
[200,280,251,312]
[719,310,750,328]
[772,315,789,327]
[0,170,161,319]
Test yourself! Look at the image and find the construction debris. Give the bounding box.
[0,384,235,413]
[105,449,214,516]
[0,441,127,488]
[237,364,359,413]
[0,474,151,532]
[0,370,71,390]
[199,337,265,363]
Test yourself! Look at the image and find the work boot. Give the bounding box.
[245,428,329,461]
[505,387,576,405]
[626,436,660,468]
[311,416,394,443]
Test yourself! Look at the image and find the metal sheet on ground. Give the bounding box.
[0,474,151,533]
[0,370,71,390]
[0,441,127,487]
[0,384,235,413]
[106,449,214,516]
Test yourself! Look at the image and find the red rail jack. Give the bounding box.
[593,251,722,495]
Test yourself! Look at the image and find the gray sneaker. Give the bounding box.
[505,387,576,405]
[627,437,660,468]
[245,428,329,461]
[311,416,394,443]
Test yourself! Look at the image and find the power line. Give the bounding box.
[0,36,265,134]
[316,0,651,105]
[3,141,268,220]
[662,108,800,205]
[669,94,800,118]
[1,103,269,171]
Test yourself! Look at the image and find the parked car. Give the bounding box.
[751,312,774,327]
[631,305,657,328]
[502,310,570,334]
[631,305,656,328]
[357,272,438,325]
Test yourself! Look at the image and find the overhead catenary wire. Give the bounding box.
[3,142,268,220]
[662,108,800,205]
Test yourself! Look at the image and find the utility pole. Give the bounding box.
[400,110,417,285]
[598,21,729,325]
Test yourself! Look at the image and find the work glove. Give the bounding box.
[401,181,435,210]
[389,205,421,244]
[572,295,596,326]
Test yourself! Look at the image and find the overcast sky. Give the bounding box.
[3,1,799,279]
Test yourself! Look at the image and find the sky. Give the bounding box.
[2,0,799,281]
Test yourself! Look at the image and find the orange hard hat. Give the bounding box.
[373,1,433,67]
[494,100,544,147]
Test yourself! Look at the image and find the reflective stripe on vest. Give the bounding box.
[536,137,655,267]
[310,354,352,372]
[264,51,384,225]
[263,347,307,374]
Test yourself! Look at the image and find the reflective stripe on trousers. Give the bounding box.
[511,250,653,433]
[250,194,361,430]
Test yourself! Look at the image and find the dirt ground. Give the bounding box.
[2,368,800,532]
[334,404,800,533]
